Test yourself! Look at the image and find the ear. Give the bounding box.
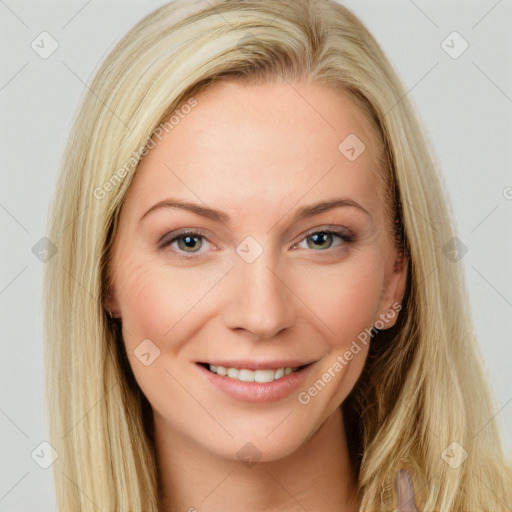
[103,285,121,319]
[375,250,408,329]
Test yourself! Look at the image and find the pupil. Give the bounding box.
[310,232,331,249]
[181,235,200,251]
[311,231,330,249]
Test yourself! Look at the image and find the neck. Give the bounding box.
[154,407,359,512]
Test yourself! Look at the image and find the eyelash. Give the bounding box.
[158,226,354,260]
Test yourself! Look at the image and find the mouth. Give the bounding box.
[197,362,312,383]
[196,359,317,403]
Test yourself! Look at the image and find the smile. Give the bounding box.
[207,364,300,383]
[196,360,315,403]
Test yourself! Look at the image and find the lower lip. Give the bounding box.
[196,363,315,403]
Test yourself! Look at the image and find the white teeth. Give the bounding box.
[238,369,254,382]
[227,367,239,379]
[254,369,276,383]
[274,367,284,379]
[208,364,299,382]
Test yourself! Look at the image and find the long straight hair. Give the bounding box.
[43,0,512,510]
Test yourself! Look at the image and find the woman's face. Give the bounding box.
[107,80,406,462]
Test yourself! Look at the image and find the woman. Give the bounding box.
[43,0,512,510]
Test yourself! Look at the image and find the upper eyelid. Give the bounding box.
[292,227,353,249]
[298,224,351,238]
[158,227,210,245]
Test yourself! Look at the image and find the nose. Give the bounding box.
[221,249,296,340]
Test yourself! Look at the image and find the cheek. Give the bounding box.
[113,261,209,408]
[114,259,223,349]
[293,255,384,406]
[294,253,384,347]
[116,263,175,343]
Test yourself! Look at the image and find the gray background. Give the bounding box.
[1,1,511,510]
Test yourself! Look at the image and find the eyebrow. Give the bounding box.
[139,197,370,225]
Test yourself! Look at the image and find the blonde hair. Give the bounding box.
[43,0,512,510]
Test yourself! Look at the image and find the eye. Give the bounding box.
[158,226,353,260]
[294,227,353,251]
[159,229,212,258]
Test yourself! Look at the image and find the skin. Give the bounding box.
[106,80,407,512]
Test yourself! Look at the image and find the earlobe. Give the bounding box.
[103,286,121,320]
[392,251,408,304]
[377,251,408,329]
[393,249,406,274]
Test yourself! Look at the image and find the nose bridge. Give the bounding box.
[222,242,295,339]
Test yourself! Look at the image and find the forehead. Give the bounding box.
[124,80,385,223]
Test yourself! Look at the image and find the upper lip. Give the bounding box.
[197,359,316,371]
